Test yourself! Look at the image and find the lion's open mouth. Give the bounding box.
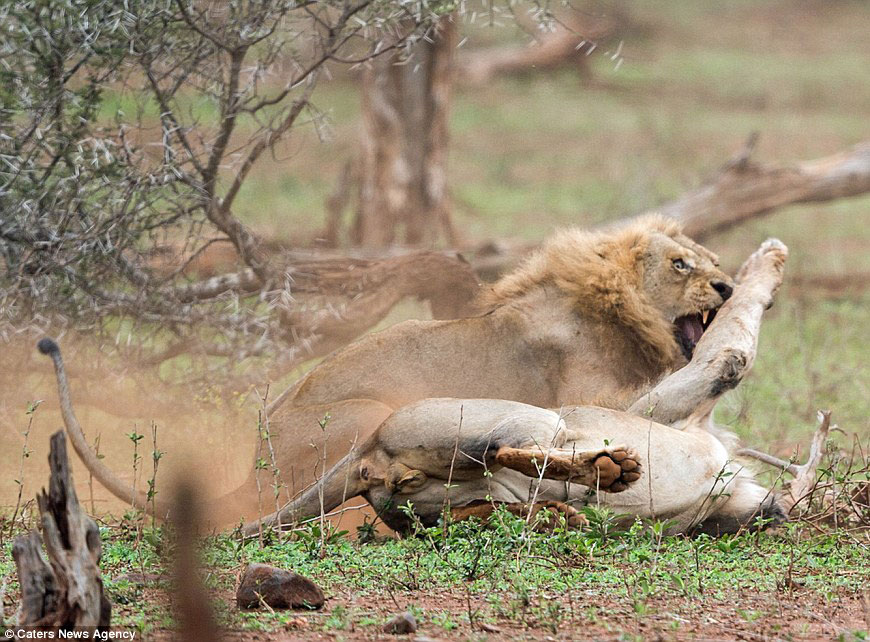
[673,307,719,360]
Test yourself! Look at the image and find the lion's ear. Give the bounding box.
[386,463,428,493]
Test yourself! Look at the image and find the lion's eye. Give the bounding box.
[672,258,687,271]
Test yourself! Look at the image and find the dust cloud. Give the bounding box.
[0,335,261,525]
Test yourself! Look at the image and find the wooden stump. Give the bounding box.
[12,430,110,629]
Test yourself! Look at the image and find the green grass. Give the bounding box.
[717,294,870,452]
[3,507,867,637]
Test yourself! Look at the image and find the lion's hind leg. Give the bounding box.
[495,445,641,492]
[378,399,575,480]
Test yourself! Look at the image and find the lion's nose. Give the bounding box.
[712,281,733,301]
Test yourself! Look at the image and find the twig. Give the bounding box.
[89,434,101,515]
[254,410,266,548]
[441,404,464,540]
[256,385,285,539]
[8,399,39,541]
[148,421,163,531]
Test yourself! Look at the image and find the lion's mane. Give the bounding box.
[481,215,686,371]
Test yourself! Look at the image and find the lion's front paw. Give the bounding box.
[593,448,642,492]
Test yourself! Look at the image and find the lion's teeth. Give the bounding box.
[702,310,709,325]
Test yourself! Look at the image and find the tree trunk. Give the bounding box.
[12,431,111,630]
[351,16,459,247]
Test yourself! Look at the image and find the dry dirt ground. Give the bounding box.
[138,582,870,640]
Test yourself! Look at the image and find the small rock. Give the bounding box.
[383,611,417,634]
[236,563,325,610]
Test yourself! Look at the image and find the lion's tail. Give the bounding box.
[37,338,170,517]
[241,451,367,536]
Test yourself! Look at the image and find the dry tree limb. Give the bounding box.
[465,138,870,278]
[149,130,870,372]
[145,251,481,376]
[11,533,59,627]
[460,27,594,84]
[459,7,619,84]
[47,136,868,378]
[657,139,870,241]
[12,431,111,629]
[145,136,870,364]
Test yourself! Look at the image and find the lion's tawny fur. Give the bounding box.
[41,216,739,526]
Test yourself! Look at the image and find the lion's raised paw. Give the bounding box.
[736,238,788,283]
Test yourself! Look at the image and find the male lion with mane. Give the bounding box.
[40,215,786,533]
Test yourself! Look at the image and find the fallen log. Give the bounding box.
[656,137,870,241]
[49,139,868,397]
[465,137,870,277]
[458,6,620,85]
[12,431,110,630]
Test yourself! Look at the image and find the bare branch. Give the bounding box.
[220,87,316,215]
[463,139,870,279]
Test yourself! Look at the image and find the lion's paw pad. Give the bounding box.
[594,449,642,492]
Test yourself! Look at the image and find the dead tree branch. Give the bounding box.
[655,139,870,241]
[460,8,618,84]
[147,251,481,381]
[463,139,870,278]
